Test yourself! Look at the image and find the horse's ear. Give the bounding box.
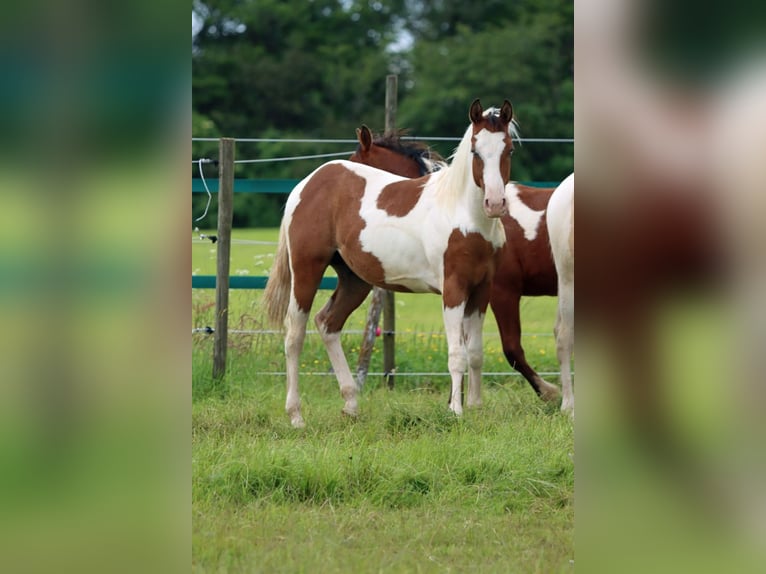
[357,125,373,151]
[500,100,514,124]
[469,99,483,124]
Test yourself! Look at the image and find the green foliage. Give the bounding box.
[399,4,573,181]
[193,0,572,184]
[229,193,284,227]
[193,0,406,142]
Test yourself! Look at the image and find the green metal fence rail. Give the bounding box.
[191,275,337,290]
[193,178,300,194]
[192,178,561,290]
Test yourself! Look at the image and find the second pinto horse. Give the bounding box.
[350,125,565,405]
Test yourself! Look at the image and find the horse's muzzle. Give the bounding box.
[484,196,507,218]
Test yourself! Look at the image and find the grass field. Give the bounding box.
[193,228,573,572]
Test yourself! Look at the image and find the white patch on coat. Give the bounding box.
[546,173,574,282]
[340,160,504,294]
[506,182,545,241]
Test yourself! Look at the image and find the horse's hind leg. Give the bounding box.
[284,249,331,428]
[490,288,561,402]
[285,300,310,428]
[314,260,372,418]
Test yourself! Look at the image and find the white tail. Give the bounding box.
[262,222,291,327]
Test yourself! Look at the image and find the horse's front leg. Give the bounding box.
[463,310,485,408]
[442,302,467,415]
[314,266,372,420]
[464,282,492,408]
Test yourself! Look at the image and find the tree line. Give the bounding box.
[192,0,573,227]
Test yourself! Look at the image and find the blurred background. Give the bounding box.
[192,0,574,227]
[576,0,766,572]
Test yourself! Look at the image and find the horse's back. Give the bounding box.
[285,160,442,292]
[287,160,399,206]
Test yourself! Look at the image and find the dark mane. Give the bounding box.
[367,129,445,175]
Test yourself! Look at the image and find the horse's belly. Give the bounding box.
[356,225,441,293]
[382,274,440,294]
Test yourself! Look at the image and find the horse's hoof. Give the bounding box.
[290,415,306,429]
[540,384,562,403]
[448,404,463,417]
[341,405,359,418]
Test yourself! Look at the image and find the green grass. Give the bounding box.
[193,228,572,573]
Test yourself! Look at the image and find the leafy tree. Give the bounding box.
[193,0,406,141]
[397,1,573,181]
[192,0,573,226]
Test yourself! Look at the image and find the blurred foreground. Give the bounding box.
[0,2,188,573]
[577,0,766,571]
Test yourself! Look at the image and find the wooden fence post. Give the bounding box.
[382,74,397,389]
[356,74,398,389]
[213,137,235,379]
[355,288,383,387]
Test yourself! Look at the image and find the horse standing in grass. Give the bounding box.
[546,173,575,415]
[263,99,515,427]
[349,126,563,404]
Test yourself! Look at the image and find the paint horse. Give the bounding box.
[545,173,575,415]
[349,126,564,405]
[263,99,515,427]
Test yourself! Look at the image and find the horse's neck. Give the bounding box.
[428,167,504,245]
[430,155,475,211]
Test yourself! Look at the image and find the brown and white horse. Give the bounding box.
[263,99,515,427]
[349,127,563,403]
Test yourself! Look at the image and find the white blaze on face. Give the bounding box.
[473,128,508,216]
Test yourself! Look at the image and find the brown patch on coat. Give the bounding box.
[287,164,364,311]
[442,229,500,314]
[512,183,553,211]
[499,184,558,296]
[376,179,425,217]
[288,163,421,305]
